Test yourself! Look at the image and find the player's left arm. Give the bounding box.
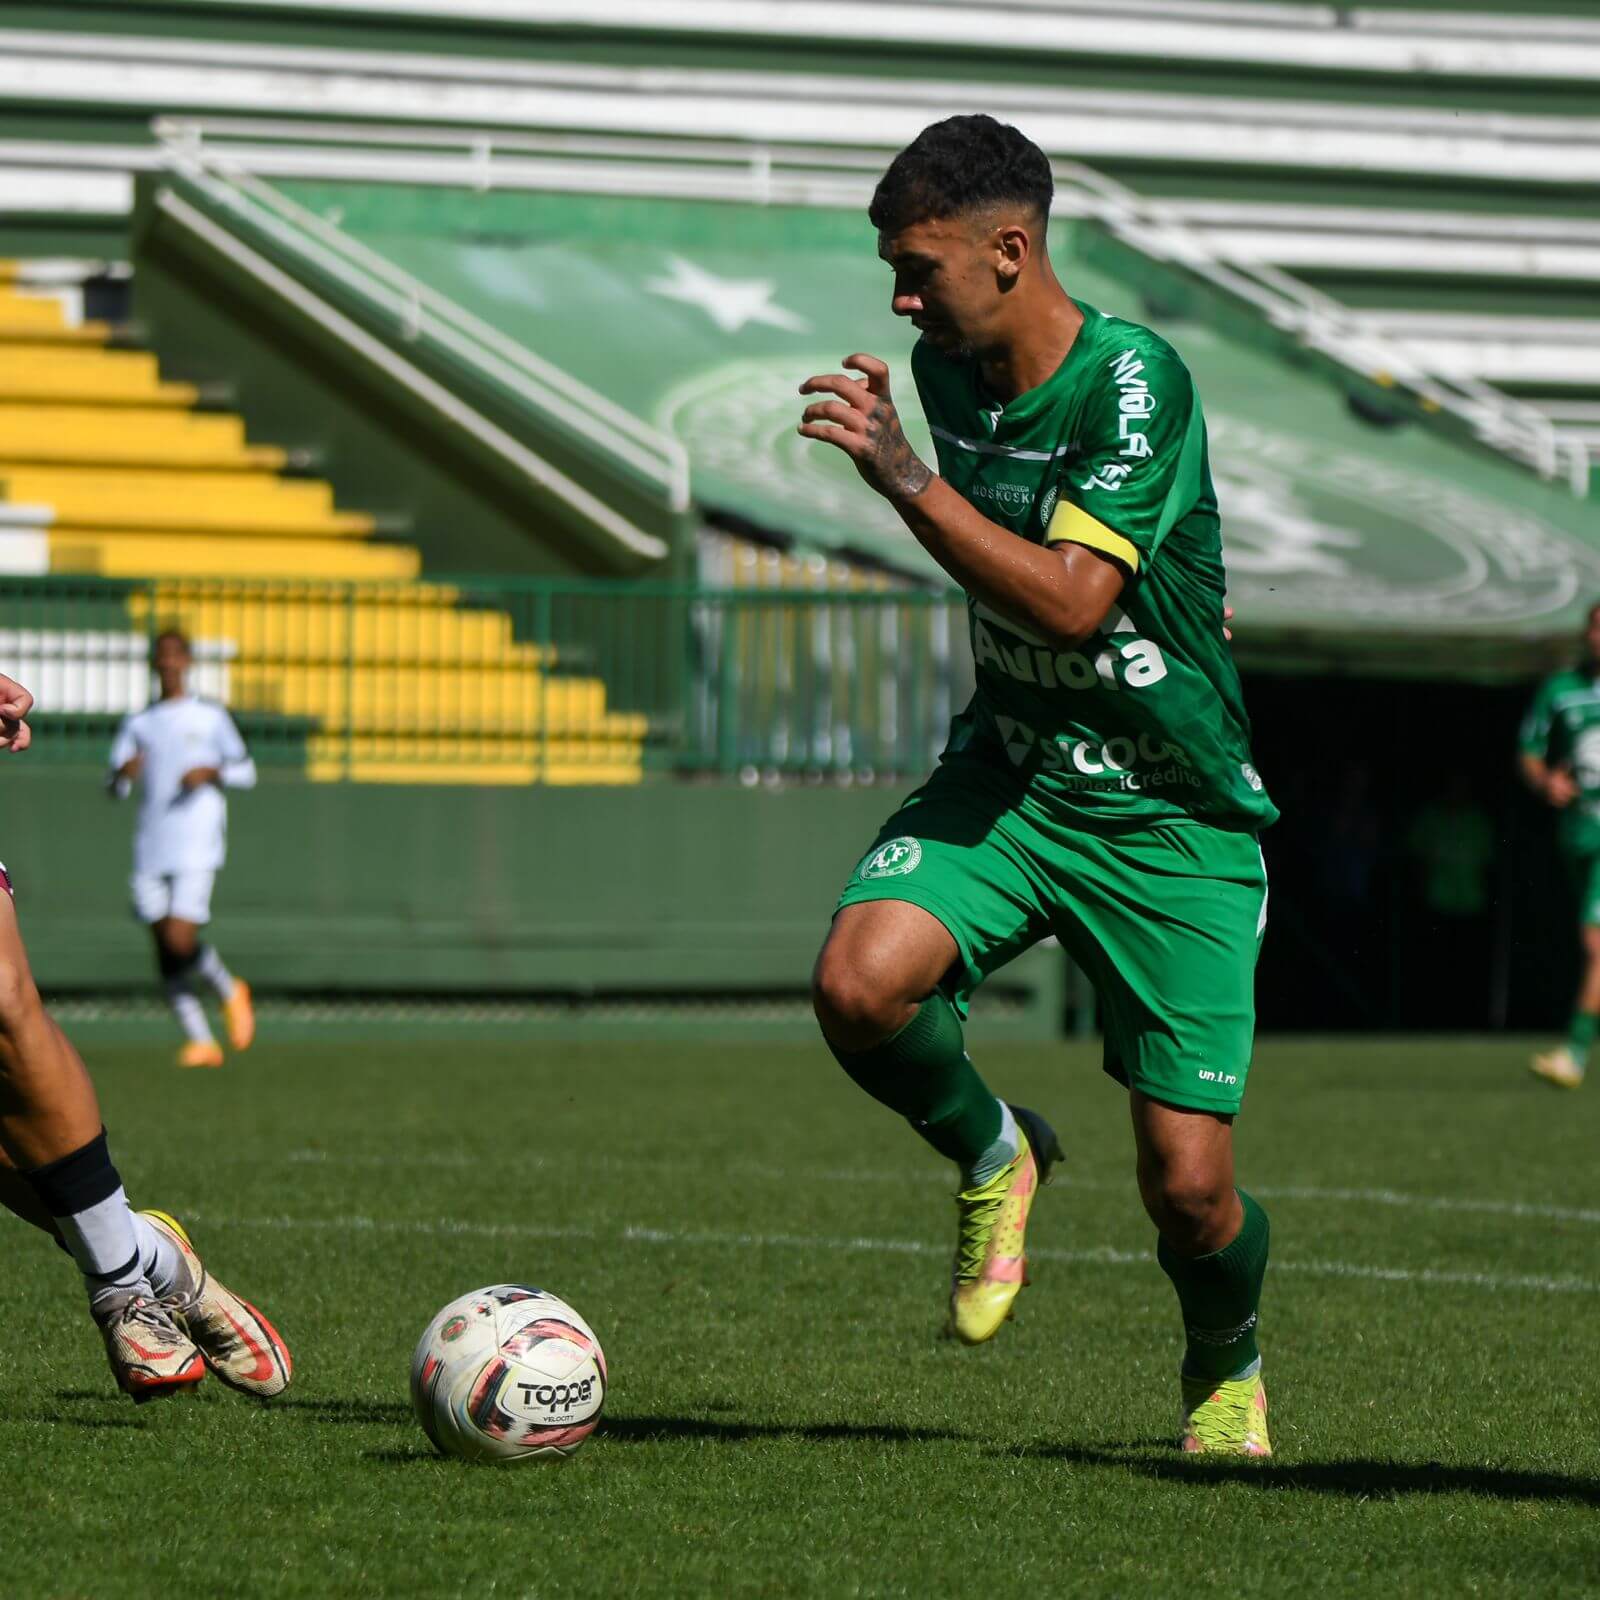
[798,355,1123,646]
[216,708,257,790]
[1040,340,1204,591]
[180,708,258,791]
[1516,680,1573,806]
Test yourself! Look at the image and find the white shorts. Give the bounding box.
[130,870,216,925]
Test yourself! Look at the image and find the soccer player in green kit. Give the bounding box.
[1520,601,1600,1090]
[800,115,1276,1454]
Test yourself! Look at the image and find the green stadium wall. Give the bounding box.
[3,773,1064,1037]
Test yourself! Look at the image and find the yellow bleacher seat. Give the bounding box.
[48,531,420,581]
[4,467,373,537]
[0,345,197,407]
[0,404,285,469]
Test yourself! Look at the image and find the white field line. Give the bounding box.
[189,1211,1600,1297]
[283,1149,1600,1226]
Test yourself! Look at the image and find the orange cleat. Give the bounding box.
[223,979,255,1053]
[177,1040,224,1069]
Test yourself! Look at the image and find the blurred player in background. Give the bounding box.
[1519,601,1600,1089]
[802,116,1275,1455]
[0,670,290,1401]
[109,630,256,1069]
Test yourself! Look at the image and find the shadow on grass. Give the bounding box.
[270,1398,414,1425]
[1013,1444,1600,1506]
[360,1416,968,1465]
[600,1416,966,1445]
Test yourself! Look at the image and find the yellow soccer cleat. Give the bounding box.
[140,1210,293,1398]
[947,1104,1062,1346]
[1180,1369,1271,1456]
[177,1039,224,1069]
[224,978,255,1053]
[1530,1047,1584,1089]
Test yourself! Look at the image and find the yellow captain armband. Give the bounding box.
[1044,500,1141,572]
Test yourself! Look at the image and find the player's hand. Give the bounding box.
[0,672,34,754]
[798,355,933,503]
[1223,604,1234,643]
[180,765,220,790]
[1546,767,1578,808]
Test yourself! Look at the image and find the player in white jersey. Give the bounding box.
[0,668,291,1401]
[109,631,257,1069]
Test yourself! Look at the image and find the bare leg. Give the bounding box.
[1131,1089,1270,1401]
[1130,1091,1242,1255]
[811,900,958,1052]
[0,889,104,1169]
[1577,924,1600,1016]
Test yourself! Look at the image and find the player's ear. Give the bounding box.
[994,223,1030,283]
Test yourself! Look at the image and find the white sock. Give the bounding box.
[55,1187,152,1308]
[964,1101,1020,1188]
[130,1212,186,1299]
[194,943,235,1002]
[165,978,215,1045]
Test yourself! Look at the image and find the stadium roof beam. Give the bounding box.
[3,31,1599,186]
[76,0,1600,83]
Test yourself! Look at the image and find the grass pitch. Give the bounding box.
[6,1032,1600,1598]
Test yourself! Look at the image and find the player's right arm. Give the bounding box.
[107,712,141,796]
[1517,678,1574,807]
[798,353,1124,646]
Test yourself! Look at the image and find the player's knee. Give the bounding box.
[1140,1159,1233,1248]
[811,947,909,1046]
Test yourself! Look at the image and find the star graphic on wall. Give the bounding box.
[643,255,810,335]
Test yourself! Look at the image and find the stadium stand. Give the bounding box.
[1,0,1597,790]
[0,255,648,783]
[0,0,1594,493]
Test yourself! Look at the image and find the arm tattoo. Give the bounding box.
[866,398,932,501]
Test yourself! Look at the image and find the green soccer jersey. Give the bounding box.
[1520,668,1600,853]
[912,299,1276,832]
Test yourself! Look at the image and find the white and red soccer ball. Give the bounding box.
[410,1285,607,1463]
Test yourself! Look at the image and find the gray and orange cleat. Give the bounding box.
[1180,1368,1271,1456]
[177,1039,224,1069]
[947,1104,1063,1345]
[95,1292,206,1403]
[140,1210,292,1398]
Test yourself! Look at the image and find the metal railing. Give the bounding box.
[0,576,970,783]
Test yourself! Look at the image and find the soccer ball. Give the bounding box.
[409,1285,607,1463]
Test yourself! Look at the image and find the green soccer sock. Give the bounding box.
[828,991,1013,1181]
[1565,1010,1597,1068]
[1157,1189,1270,1384]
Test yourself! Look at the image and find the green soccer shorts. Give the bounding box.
[834,757,1269,1116]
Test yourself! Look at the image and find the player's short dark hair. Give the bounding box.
[869,115,1054,235]
[154,627,190,654]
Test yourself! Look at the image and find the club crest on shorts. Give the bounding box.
[859,837,922,880]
